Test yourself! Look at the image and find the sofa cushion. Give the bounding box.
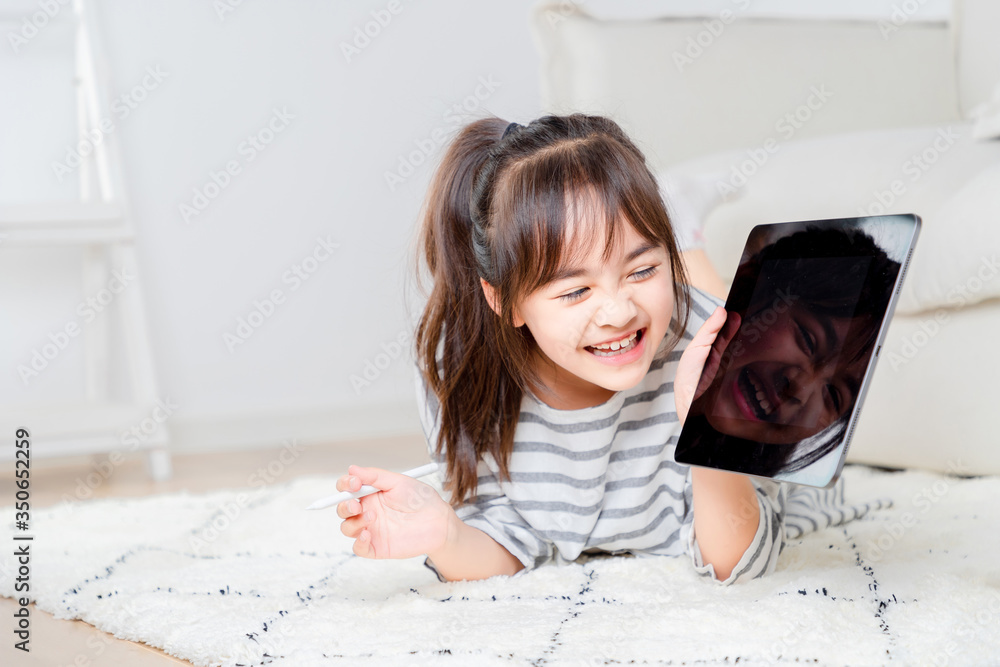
[664,122,1000,316]
[955,0,1000,117]
[844,298,1000,476]
[905,164,1000,311]
[655,169,737,252]
[969,82,1000,140]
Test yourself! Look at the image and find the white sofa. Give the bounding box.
[531,0,1000,475]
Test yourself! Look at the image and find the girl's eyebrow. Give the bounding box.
[551,242,660,283]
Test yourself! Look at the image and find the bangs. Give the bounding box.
[487,134,671,299]
[531,187,627,292]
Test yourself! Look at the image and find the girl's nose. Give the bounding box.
[594,291,637,327]
[781,364,829,405]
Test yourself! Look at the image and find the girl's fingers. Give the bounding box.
[337,465,380,557]
[695,311,741,400]
[694,306,727,344]
[336,471,362,493]
[683,307,726,373]
[675,307,729,424]
[339,506,371,537]
[339,513,360,537]
[336,498,362,519]
[354,528,374,558]
[348,464,398,492]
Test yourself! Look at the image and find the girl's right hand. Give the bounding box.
[335,464,455,560]
[694,309,741,403]
[675,307,741,425]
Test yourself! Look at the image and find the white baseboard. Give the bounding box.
[166,400,422,454]
[0,400,423,471]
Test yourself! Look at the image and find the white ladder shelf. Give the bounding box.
[0,0,172,482]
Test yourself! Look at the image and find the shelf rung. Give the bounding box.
[0,14,78,27]
[0,227,134,246]
[0,202,124,227]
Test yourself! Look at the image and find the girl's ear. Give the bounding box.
[480,277,525,327]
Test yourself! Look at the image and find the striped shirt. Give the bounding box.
[415,286,887,584]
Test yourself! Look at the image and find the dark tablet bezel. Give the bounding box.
[674,214,921,487]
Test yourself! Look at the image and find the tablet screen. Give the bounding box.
[674,215,919,487]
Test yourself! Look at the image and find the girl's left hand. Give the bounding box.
[675,306,741,425]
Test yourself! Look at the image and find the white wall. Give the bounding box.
[0,0,544,454]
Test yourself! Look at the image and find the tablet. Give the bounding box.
[674,214,920,488]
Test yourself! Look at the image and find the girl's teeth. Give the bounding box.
[588,331,640,357]
[748,373,773,415]
[592,331,637,350]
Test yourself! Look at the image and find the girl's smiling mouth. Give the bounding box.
[733,367,778,421]
[585,327,645,364]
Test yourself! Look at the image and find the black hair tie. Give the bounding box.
[501,121,522,139]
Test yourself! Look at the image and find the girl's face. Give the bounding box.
[486,218,675,411]
[701,298,868,444]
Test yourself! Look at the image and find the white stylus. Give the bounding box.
[304,462,440,510]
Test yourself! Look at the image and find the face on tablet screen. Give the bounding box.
[700,256,873,444]
[675,215,919,487]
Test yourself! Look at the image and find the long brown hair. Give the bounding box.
[411,113,691,508]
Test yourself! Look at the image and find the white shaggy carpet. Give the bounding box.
[2,464,999,666]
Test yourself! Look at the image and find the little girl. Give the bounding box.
[334,113,886,584]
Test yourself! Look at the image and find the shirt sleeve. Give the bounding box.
[680,476,788,585]
[423,464,557,582]
[414,367,555,582]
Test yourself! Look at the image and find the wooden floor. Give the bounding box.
[0,435,428,666]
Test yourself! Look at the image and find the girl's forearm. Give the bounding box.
[690,466,760,581]
[425,512,525,582]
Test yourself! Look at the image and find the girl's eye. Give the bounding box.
[794,319,842,413]
[796,321,815,355]
[557,266,658,302]
[827,385,842,413]
[558,289,587,302]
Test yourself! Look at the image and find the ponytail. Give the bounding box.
[412,117,518,507]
